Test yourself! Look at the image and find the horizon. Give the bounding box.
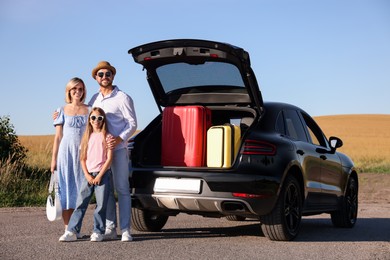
[17,114,390,137]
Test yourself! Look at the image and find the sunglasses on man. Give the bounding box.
[97,72,112,78]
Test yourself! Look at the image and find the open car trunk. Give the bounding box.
[131,105,256,168]
[128,39,263,169]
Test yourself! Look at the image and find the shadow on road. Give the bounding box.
[133,217,390,242]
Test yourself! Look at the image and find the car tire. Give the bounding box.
[131,207,169,232]
[331,177,358,228]
[226,215,246,221]
[260,175,302,241]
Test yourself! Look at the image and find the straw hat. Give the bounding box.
[91,61,116,79]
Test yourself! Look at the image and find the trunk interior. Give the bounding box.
[131,106,257,168]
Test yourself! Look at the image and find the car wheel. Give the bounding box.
[226,215,246,221]
[131,207,169,232]
[260,175,302,241]
[331,177,358,228]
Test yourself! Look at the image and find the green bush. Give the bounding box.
[0,115,28,163]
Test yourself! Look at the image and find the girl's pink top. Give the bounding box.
[86,132,111,172]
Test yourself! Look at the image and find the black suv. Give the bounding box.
[127,39,358,241]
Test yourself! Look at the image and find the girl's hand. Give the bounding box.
[93,175,102,185]
[85,174,94,185]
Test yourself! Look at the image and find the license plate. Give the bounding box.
[154,178,201,194]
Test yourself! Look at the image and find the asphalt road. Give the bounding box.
[0,203,389,260]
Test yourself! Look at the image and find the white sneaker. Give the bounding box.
[59,231,77,242]
[121,229,133,242]
[104,228,117,240]
[90,232,104,242]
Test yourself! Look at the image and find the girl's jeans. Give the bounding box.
[67,170,111,234]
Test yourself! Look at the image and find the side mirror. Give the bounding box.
[329,136,343,152]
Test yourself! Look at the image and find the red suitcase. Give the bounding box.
[161,106,211,166]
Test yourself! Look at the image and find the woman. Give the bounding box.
[51,77,89,233]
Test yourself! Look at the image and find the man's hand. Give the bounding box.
[106,135,122,150]
[53,111,59,120]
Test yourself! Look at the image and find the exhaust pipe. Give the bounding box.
[221,201,246,212]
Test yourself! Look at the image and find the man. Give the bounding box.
[89,61,137,242]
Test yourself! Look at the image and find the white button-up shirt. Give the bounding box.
[89,86,137,150]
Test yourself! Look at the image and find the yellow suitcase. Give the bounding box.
[207,124,241,167]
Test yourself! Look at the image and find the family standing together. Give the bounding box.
[50,61,137,242]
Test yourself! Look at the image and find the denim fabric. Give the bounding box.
[105,148,131,231]
[67,170,111,234]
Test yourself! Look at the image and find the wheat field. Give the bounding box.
[19,115,390,172]
[315,114,390,172]
[18,135,53,169]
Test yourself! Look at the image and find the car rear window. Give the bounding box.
[156,62,245,93]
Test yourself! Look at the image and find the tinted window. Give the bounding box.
[300,112,328,147]
[156,62,245,93]
[275,111,285,134]
[284,110,308,142]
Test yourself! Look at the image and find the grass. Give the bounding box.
[0,157,49,207]
[0,135,52,207]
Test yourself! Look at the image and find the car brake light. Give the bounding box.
[241,139,276,155]
[210,54,219,58]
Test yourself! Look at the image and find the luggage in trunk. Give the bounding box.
[206,124,241,168]
[161,106,211,166]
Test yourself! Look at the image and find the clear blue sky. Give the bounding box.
[1,0,389,135]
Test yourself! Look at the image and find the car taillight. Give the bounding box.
[241,139,276,155]
[232,193,271,199]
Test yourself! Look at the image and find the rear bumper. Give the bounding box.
[131,168,280,216]
[134,194,258,217]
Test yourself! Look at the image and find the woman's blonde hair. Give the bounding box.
[80,107,109,161]
[65,77,87,103]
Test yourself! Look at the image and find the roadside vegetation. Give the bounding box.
[0,116,49,207]
[1,114,389,207]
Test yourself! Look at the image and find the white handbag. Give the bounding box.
[46,171,62,221]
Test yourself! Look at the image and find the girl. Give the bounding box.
[59,107,113,242]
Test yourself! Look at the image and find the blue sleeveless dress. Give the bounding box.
[53,107,88,210]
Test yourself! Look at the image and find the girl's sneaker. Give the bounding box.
[90,232,104,242]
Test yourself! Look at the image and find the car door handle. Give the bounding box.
[297,150,304,155]
[320,155,327,160]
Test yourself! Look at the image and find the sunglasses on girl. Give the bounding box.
[90,115,104,122]
[97,72,112,78]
